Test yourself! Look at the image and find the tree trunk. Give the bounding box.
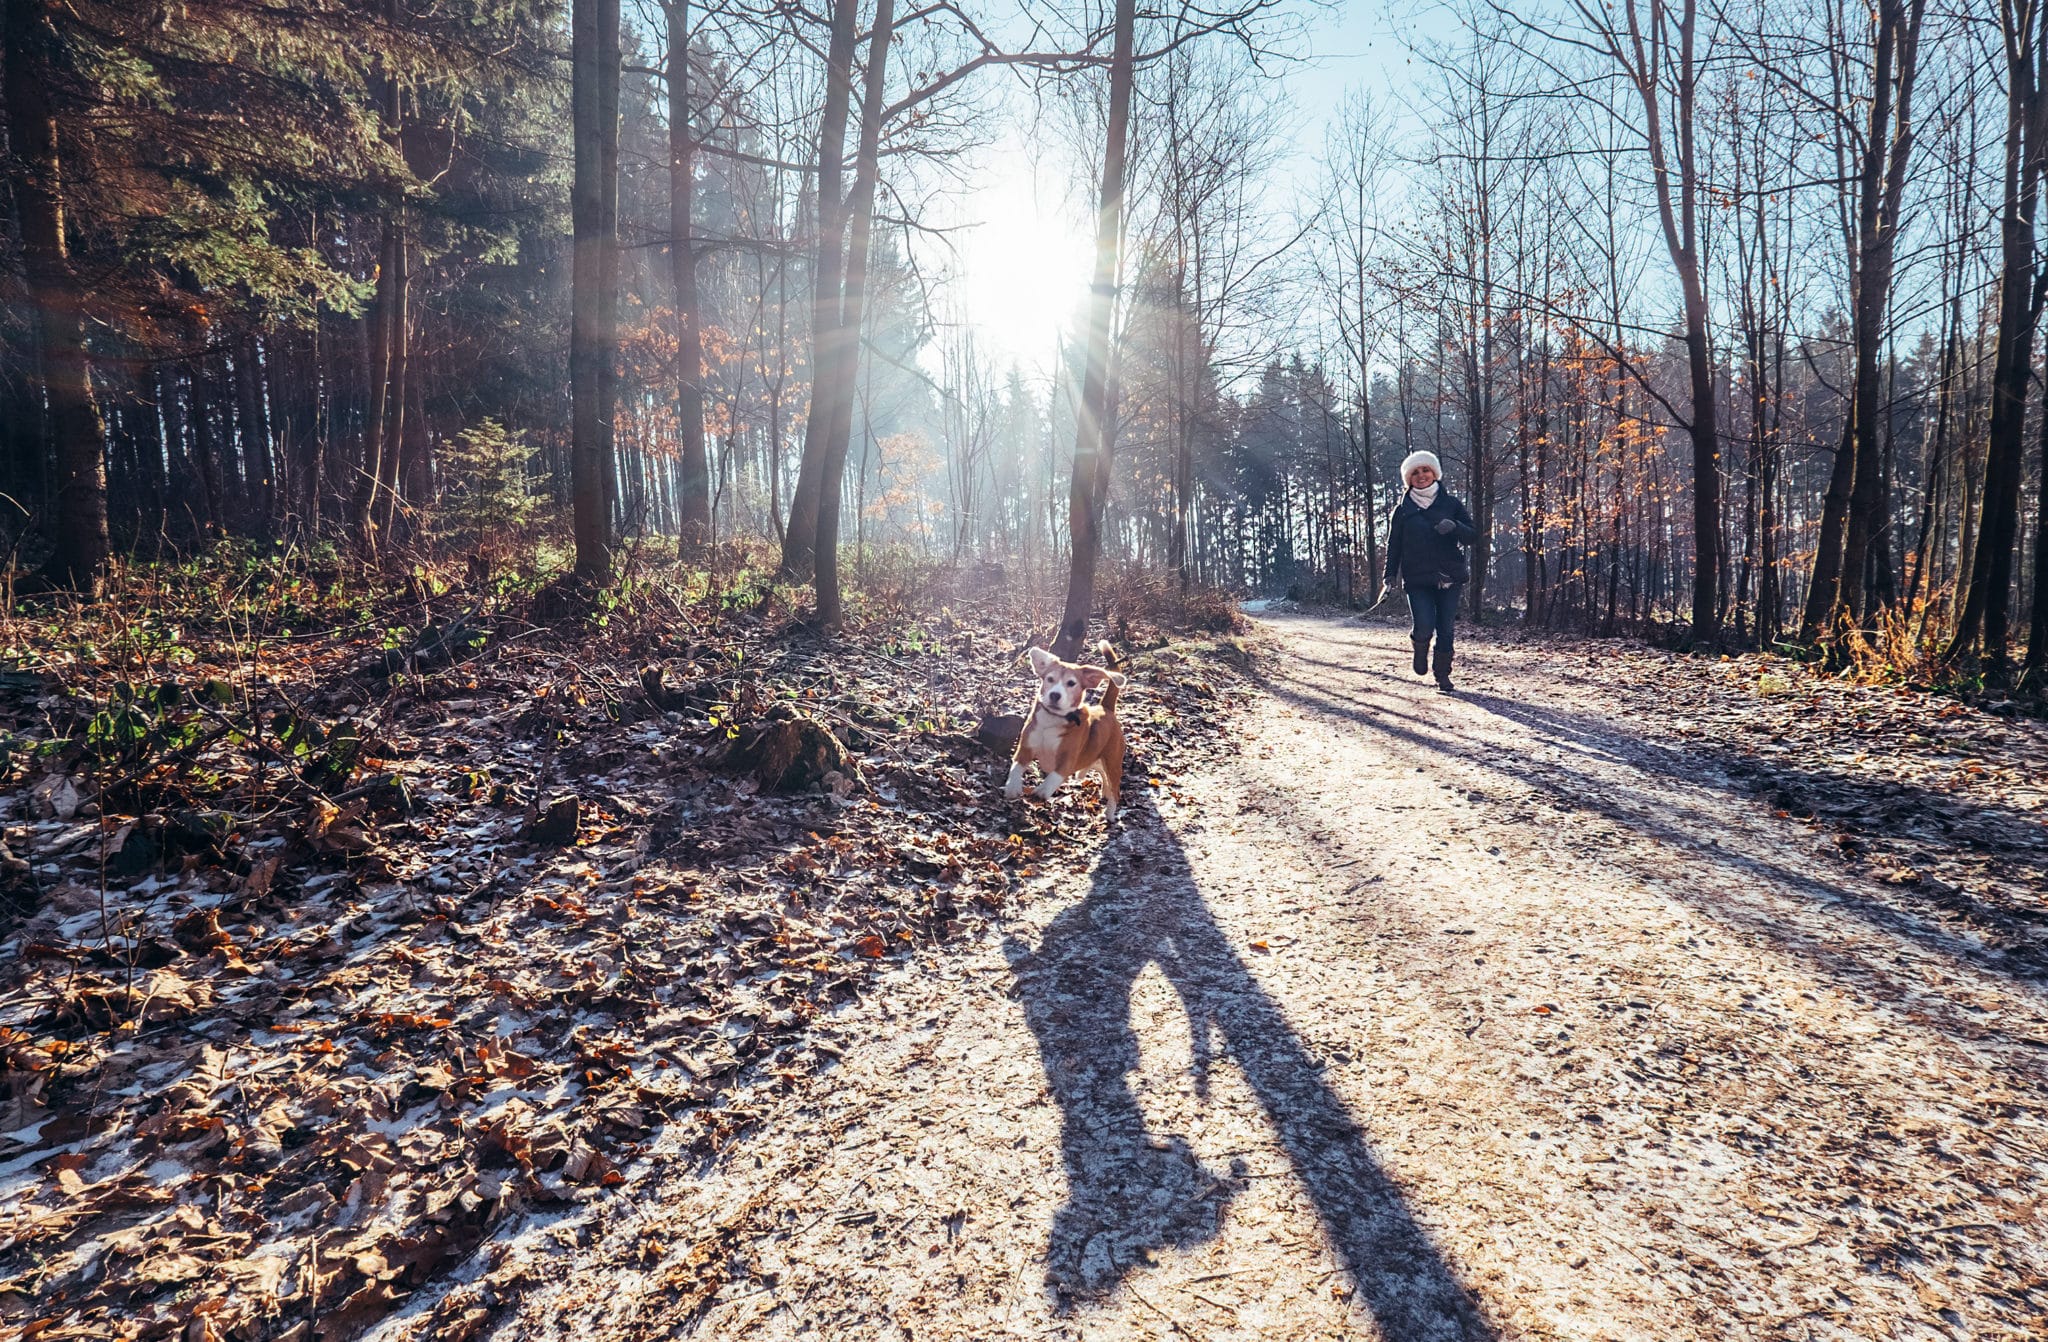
[130,366,164,535]
[375,231,410,540]
[1835,0,1927,630]
[190,350,224,534]
[1907,287,1960,614]
[1618,0,1720,648]
[4,0,110,592]
[404,373,432,512]
[1355,195,1378,596]
[597,0,620,538]
[779,0,859,580]
[233,336,273,534]
[814,0,895,630]
[2026,362,2048,679]
[1950,0,2046,671]
[668,0,711,544]
[353,224,398,552]
[1052,0,1137,659]
[264,326,299,531]
[1801,420,1856,642]
[570,0,620,577]
[1,327,46,542]
[1677,297,1720,649]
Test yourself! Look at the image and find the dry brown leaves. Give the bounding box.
[0,576,1251,1341]
[1504,631,2048,973]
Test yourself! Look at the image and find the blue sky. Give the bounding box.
[944,0,1460,375]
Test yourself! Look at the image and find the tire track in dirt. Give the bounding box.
[470,615,2048,1342]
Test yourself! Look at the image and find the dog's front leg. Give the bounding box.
[1034,770,1065,800]
[1004,760,1025,799]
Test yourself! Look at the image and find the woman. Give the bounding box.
[1381,450,1477,692]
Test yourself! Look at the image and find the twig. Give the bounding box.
[1131,1287,1207,1340]
[1185,1268,1256,1284]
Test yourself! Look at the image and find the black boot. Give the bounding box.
[1411,637,1430,676]
[1432,641,1456,693]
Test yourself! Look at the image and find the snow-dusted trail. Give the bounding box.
[485,615,2048,1341]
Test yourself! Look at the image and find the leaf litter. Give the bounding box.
[1492,629,2048,975]
[0,567,1254,1342]
[467,614,2047,1342]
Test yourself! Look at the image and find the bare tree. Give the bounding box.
[812,0,896,629]
[1051,0,1137,657]
[1312,92,1397,598]
[1788,0,1930,643]
[1545,0,1728,648]
[1947,0,2047,673]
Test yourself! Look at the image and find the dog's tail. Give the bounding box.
[1093,640,1125,713]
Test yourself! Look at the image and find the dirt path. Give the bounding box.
[472,615,2048,1342]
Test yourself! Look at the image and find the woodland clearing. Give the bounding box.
[10,0,2048,1332]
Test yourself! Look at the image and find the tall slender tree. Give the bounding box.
[1053,0,1137,658]
[779,0,861,581]
[813,0,896,629]
[668,0,712,543]
[571,0,622,577]
[3,0,111,592]
[1565,0,1724,649]
[1948,0,2047,673]
[1799,0,1929,642]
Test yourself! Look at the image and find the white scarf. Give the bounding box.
[1408,482,1441,509]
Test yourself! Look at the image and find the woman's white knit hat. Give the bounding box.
[1400,450,1443,484]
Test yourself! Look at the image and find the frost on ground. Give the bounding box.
[484,614,2047,1342]
[0,582,1248,1342]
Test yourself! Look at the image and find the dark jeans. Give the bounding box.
[1407,583,1461,661]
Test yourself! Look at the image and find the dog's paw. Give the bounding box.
[1003,781,1023,799]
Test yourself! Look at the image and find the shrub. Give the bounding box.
[437,419,545,567]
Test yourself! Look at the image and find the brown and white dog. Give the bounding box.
[1005,642,1128,822]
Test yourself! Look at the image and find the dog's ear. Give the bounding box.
[1027,646,1056,676]
[1107,671,1128,688]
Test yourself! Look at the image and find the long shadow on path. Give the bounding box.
[1004,810,1494,1340]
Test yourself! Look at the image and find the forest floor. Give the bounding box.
[6,595,2048,1341]
[471,613,2048,1342]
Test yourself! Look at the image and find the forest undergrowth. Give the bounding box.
[0,541,1255,1342]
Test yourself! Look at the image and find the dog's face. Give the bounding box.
[1027,647,1122,713]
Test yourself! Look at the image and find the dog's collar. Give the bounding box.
[1031,702,1085,727]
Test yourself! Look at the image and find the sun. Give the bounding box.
[953,146,1095,370]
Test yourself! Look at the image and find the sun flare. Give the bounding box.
[953,151,1094,369]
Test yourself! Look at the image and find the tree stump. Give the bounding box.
[727,710,849,793]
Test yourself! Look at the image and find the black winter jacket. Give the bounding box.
[1383,489,1478,588]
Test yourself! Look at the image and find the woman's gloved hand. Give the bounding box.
[1434,517,1458,535]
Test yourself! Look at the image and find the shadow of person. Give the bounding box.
[1005,809,1495,1340]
